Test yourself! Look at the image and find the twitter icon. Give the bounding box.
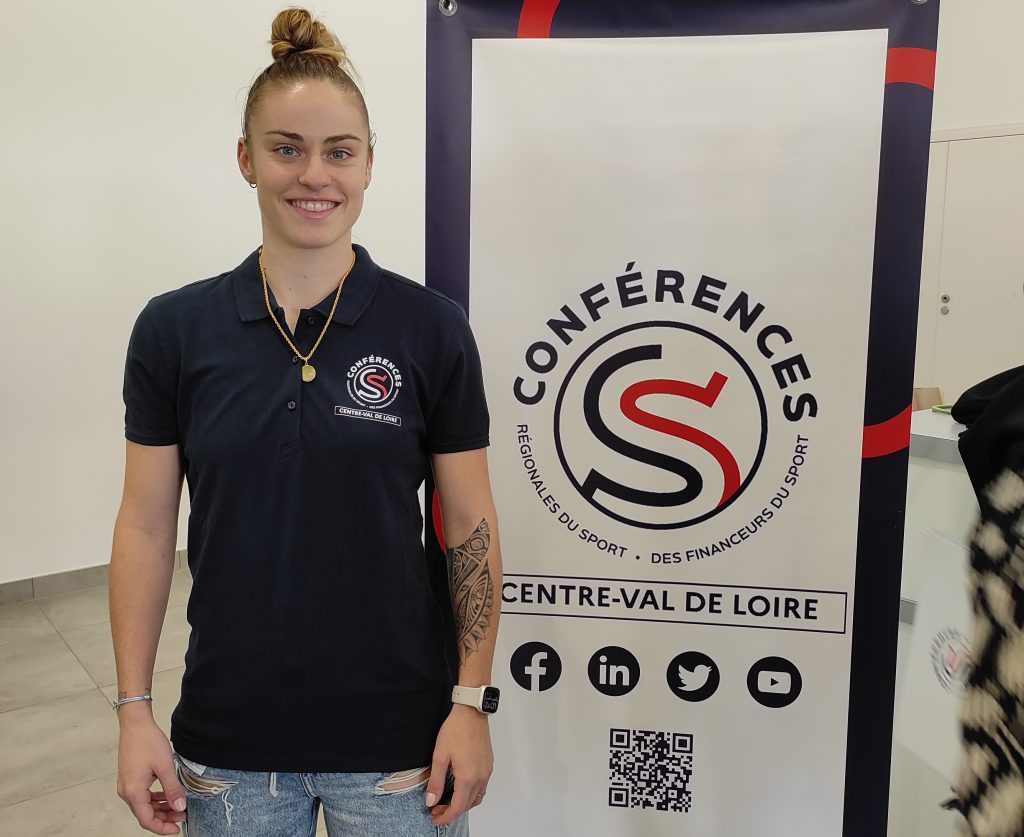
[667,652,720,702]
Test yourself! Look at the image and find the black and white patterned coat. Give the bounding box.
[950,445,1024,836]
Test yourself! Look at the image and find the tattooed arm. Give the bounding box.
[447,518,496,665]
[433,448,503,679]
[426,448,503,827]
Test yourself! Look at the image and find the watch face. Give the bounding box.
[481,686,501,714]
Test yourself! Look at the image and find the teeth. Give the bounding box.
[293,201,336,212]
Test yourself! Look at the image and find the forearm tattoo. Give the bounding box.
[447,519,494,664]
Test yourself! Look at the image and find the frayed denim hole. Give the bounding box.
[373,767,432,796]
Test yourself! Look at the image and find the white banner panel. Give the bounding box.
[470,31,886,835]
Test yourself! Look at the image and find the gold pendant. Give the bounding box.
[301,363,317,383]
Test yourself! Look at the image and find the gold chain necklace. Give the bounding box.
[258,249,355,383]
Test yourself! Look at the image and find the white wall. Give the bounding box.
[932,0,1024,134]
[914,0,1024,399]
[0,0,425,585]
[0,0,1021,584]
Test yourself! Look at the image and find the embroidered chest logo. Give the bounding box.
[347,355,403,409]
[337,355,404,427]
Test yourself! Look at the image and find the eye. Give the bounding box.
[329,148,353,161]
[274,145,299,157]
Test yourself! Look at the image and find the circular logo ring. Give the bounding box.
[553,321,769,530]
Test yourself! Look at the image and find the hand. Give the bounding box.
[425,704,494,827]
[116,710,187,835]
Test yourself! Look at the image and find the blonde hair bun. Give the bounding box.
[270,7,348,68]
[242,7,368,140]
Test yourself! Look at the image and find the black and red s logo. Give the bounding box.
[354,366,395,404]
[555,323,767,529]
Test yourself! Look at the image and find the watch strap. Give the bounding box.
[451,685,484,710]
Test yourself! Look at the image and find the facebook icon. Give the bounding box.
[510,642,562,692]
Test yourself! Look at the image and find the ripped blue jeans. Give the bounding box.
[173,753,468,837]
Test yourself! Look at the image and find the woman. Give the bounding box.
[110,9,501,836]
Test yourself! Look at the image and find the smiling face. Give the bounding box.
[237,79,373,253]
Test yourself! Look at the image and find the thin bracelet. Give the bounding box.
[112,694,154,712]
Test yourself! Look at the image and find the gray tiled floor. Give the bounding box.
[0,570,328,835]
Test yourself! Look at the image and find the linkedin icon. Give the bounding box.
[588,646,641,697]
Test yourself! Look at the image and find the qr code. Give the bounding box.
[608,728,694,813]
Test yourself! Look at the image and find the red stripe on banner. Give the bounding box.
[518,0,561,38]
[432,489,446,552]
[885,48,936,90]
[862,406,913,458]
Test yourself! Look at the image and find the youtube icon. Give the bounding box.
[748,657,803,708]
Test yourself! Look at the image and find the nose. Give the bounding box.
[298,154,330,190]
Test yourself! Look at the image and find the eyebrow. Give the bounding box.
[265,130,363,144]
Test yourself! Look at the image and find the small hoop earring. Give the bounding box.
[249,180,257,189]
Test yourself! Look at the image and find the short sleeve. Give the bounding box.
[123,302,179,446]
[426,306,490,454]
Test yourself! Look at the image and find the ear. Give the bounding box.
[364,150,374,191]
[237,137,255,185]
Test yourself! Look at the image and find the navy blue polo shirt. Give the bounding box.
[123,245,489,771]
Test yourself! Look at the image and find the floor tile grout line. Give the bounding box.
[56,616,116,633]
[0,600,56,649]
[4,564,187,611]
[0,766,120,811]
[0,765,119,812]
[35,598,61,633]
[0,683,110,717]
[30,582,111,610]
[0,682,101,718]
[34,581,110,601]
[35,585,114,634]
[32,590,119,636]
[0,683,121,809]
[54,616,111,692]
[37,581,167,692]
[1,601,188,712]
[0,607,100,713]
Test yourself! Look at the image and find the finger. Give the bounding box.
[124,789,181,834]
[470,787,488,809]
[430,802,451,826]
[154,760,188,817]
[151,795,185,819]
[150,798,186,821]
[152,810,186,825]
[435,779,474,827]
[152,813,185,827]
[424,754,449,807]
[124,788,161,829]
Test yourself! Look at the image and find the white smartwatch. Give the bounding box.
[452,685,501,715]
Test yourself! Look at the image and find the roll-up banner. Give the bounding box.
[425,2,939,834]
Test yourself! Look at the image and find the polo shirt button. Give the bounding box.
[292,356,299,364]
[306,316,315,325]
[287,400,296,411]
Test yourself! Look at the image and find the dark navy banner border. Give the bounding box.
[425,2,940,834]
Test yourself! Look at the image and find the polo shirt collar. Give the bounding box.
[232,244,381,326]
